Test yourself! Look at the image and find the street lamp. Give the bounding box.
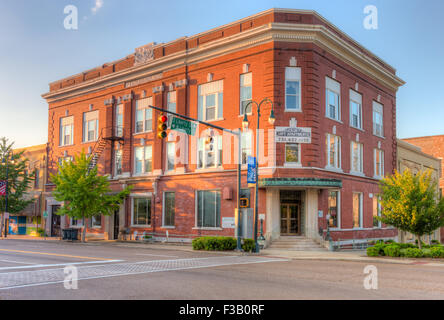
[1,152,13,238]
[243,98,275,253]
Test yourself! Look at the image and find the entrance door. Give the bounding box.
[280,204,300,235]
[113,211,119,240]
[51,205,61,237]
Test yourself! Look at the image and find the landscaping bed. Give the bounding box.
[367,240,444,259]
[192,236,256,252]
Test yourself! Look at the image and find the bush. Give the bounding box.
[402,248,424,258]
[367,246,380,257]
[383,244,401,257]
[431,247,444,259]
[398,243,417,249]
[242,239,256,253]
[192,237,237,251]
[37,228,45,237]
[422,249,432,258]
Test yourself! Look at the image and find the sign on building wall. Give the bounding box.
[275,127,312,144]
[222,217,235,229]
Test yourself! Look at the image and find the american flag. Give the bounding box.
[0,181,6,196]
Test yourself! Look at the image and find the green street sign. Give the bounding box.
[170,117,197,136]
[43,211,48,218]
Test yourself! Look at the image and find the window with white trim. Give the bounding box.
[135,97,153,133]
[166,142,175,172]
[328,191,340,228]
[350,90,362,129]
[134,146,152,174]
[285,67,301,111]
[285,144,301,164]
[353,192,363,229]
[116,104,123,137]
[197,136,223,169]
[197,190,221,228]
[115,148,122,176]
[240,73,252,115]
[326,77,341,121]
[83,111,99,142]
[132,197,151,226]
[198,80,223,121]
[373,101,384,137]
[167,91,176,126]
[163,192,175,227]
[326,134,341,169]
[350,141,363,174]
[374,148,384,178]
[60,116,74,146]
[241,131,252,165]
[373,195,382,228]
[91,215,102,228]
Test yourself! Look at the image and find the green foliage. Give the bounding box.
[0,138,35,214]
[37,228,45,237]
[192,236,237,251]
[242,239,256,253]
[367,241,444,258]
[50,151,132,222]
[378,169,444,249]
[431,247,444,258]
[401,248,424,258]
[383,244,401,257]
[367,246,380,257]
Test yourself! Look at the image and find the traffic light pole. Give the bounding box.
[148,105,243,251]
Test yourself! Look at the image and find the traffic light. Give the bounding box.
[157,114,168,139]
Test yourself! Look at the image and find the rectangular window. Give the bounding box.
[135,97,153,133]
[197,136,223,169]
[167,91,176,126]
[353,193,363,229]
[115,148,122,176]
[133,197,151,226]
[163,192,175,227]
[350,90,362,129]
[197,190,221,228]
[60,116,74,146]
[116,104,123,137]
[374,149,384,178]
[240,73,252,114]
[134,146,152,174]
[58,156,73,168]
[350,141,363,174]
[166,142,175,171]
[328,191,340,228]
[373,101,384,137]
[34,169,40,188]
[373,196,382,228]
[241,131,252,165]
[83,111,99,142]
[198,80,223,121]
[285,67,301,111]
[326,77,341,121]
[285,144,300,164]
[326,134,341,169]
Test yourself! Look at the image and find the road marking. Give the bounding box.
[0,260,123,271]
[0,260,38,265]
[0,249,115,261]
[135,253,179,258]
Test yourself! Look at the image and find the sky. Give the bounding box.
[0,0,443,148]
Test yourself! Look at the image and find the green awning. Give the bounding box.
[259,178,342,188]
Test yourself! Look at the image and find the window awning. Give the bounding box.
[259,178,342,188]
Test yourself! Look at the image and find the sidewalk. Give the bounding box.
[0,235,60,241]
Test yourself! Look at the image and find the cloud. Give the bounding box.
[91,0,104,15]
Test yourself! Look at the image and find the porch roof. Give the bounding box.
[259,178,342,188]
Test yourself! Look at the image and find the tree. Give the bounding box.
[0,137,35,220]
[378,169,444,249]
[50,151,132,242]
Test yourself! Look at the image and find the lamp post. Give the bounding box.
[242,98,275,253]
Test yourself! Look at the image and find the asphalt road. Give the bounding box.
[1,239,444,300]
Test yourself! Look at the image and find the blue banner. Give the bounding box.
[247,156,257,184]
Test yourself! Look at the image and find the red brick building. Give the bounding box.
[42,9,404,246]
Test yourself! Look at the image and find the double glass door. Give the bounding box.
[280,204,300,235]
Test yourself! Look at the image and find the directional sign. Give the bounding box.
[275,127,312,144]
[170,117,197,136]
[247,156,257,184]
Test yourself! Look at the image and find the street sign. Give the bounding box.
[43,211,48,218]
[247,156,257,184]
[275,127,312,144]
[170,117,197,136]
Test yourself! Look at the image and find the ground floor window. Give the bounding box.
[91,215,102,228]
[373,196,382,228]
[163,192,175,227]
[352,193,363,228]
[197,190,221,228]
[133,197,152,226]
[328,191,340,228]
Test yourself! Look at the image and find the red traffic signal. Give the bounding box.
[157,114,168,139]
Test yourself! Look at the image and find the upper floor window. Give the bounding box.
[198,136,222,169]
[350,141,363,174]
[240,73,252,115]
[350,90,362,129]
[166,142,176,172]
[115,104,123,137]
[60,116,74,146]
[198,80,223,121]
[115,148,122,176]
[374,148,384,178]
[285,67,301,111]
[34,168,40,188]
[326,77,341,121]
[285,144,301,165]
[83,110,99,142]
[326,134,341,169]
[167,91,176,126]
[134,145,152,175]
[135,97,153,134]
[241,131,252,165]
[373,101,384,137]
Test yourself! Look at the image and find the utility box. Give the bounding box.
[235,208,254,239]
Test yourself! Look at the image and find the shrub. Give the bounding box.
[431,240,440,245]
[37,228,45,237]
[398,243,417,249]
[422,249,432,258]
[374,243,387,256]
[383,244,401,257]
[192,237,237,251]
[431,247,444,259]
[402,248,424,258]
[384,239,395,244]
[242,239,256,253]
[367,246,380,257]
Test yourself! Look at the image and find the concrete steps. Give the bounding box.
[268,236,327,251]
